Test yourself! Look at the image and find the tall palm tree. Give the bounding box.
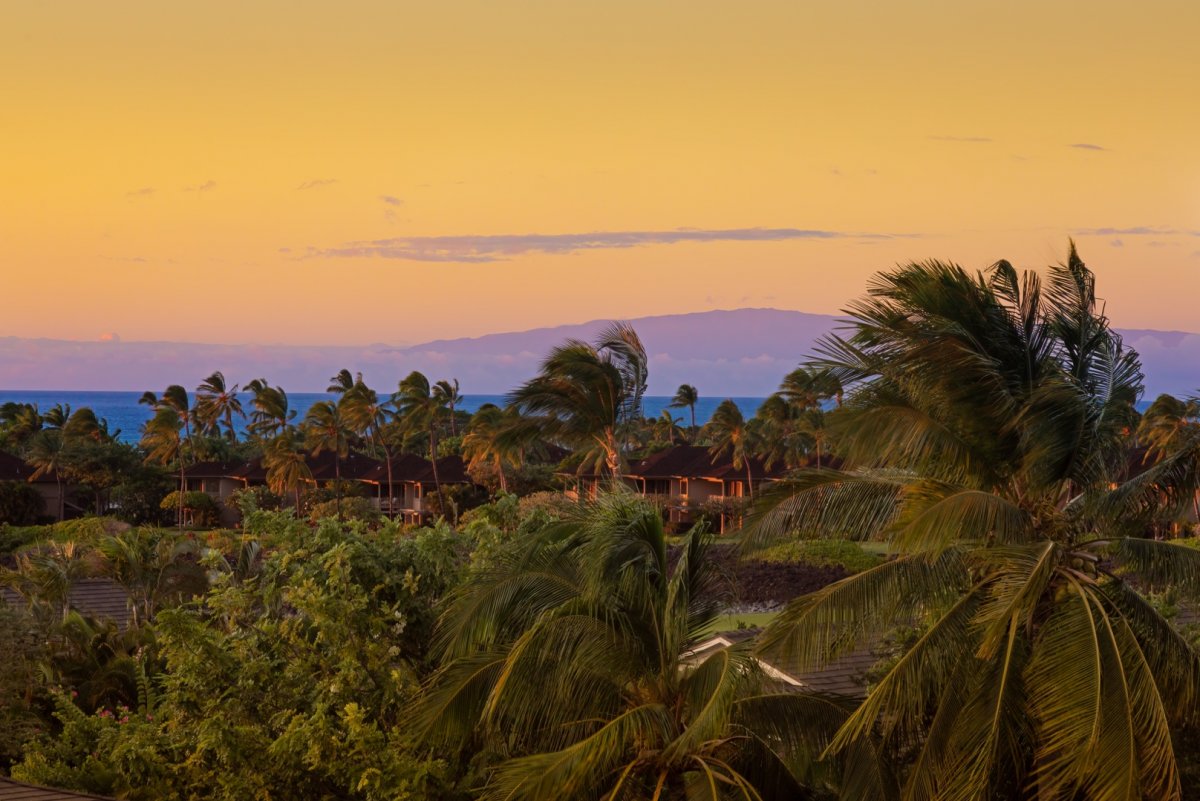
[396,371,448,516]
[26,429,68,520]
[194,371,244,441]
[303,400,350,521]
[140,407,186,529]
[262,429,312,512]
[749,247,1200,799]
[0,401,42,449]
[669,383,700,431]
[778,366,842,411]
[246,378,296,440]
[1137,393,1200,461]
[507,322,648,478]
[342,379,398,514]
[41,403,71,431]
[652,408,685,446]
[435,378,463,437]
[416,492,889,800]
[706,399,759,499]
[327,368,359,396]
[461,403,525,493]
[141,386,194,464]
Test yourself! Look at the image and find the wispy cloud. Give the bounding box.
[379,195,403,206]
[126,187,155,198]
[928,135,992,143]
[1068,143,1107,151]
[296,178,338,191]
[1074,226,1174,236]
[184,180,217,192]
[306,227,913,263]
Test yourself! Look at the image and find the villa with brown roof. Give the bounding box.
[562,444,789,532]
[179,452,474,524]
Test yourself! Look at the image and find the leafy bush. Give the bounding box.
[226,485,282,517]
[158,491,220,527]
[308,496,381,524]
[755,538,883,574]
[0,481,43,526]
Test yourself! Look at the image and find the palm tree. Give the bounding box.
[0,401,42,449]
[435,378,463,437]
[195,371,244,441]
[752,394,807,470]
[342,379,398,514]
[652,408,685,446]
[1137,393,1200,461]
[507,322,648,477]
[461,404,526,493]
[396,371,449,517]
[141,386,194,463]
[262,430,312,512]
[303,400,350,521]
[416,492,888,800]
[669,383,700,431]
[778,366,842,411]
[246,378,296,440]
[140,407,186,529]
[706,399,759,499]
[327,368,359,396]
[97,528,202,627]
[41,402,71,431]
[25,429,68,520]
[749,246,1200,798]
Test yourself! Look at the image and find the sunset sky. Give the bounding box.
[3,0,1199,346]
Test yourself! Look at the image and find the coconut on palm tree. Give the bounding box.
[416,492,890,800]
[749,246,1200,799]
[508,322,648,478]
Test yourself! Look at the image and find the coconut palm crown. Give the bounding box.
[416,492,892,800]
[749,245,1200,800]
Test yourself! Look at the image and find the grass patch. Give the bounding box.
[711,610,779,631]
[754,538,884,574]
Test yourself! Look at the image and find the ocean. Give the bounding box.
[0,391,769,444]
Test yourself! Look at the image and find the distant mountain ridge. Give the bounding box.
[1,309,1198,397]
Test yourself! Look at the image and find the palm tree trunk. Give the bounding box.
[449,402,457,437]
[383,442,395,518]
[496,455,508,493]
[430,426,446,520]
[177,465,185,530]
[690,403,696,431]
[745,459,754,500]
[335,447,343,521]
[57,475,65,521]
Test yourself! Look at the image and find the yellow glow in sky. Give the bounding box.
[2,0,1198,345]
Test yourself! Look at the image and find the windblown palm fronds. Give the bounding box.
[749,245,1200,800]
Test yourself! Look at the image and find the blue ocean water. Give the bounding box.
[0,390,768,444]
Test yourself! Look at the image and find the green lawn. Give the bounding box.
[709,610,779,632]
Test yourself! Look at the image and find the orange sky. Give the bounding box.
[2,0,1198,345]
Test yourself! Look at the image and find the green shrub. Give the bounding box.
[0,481,43,526]
[159,491,220,527]
[308,496,381,524]
[755,538,883,574]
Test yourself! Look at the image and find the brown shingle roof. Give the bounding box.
[626,444,786,482]
[689,629,875,698]
[0,578,132,631]
[0,777,113,800]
